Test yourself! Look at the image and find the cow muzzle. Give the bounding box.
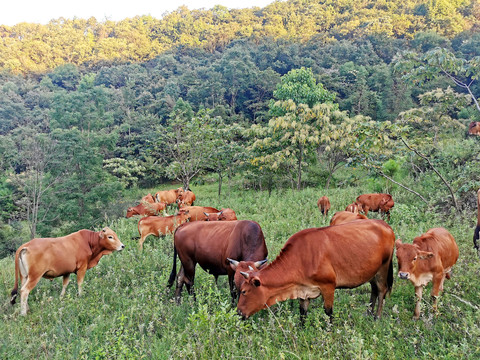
[117,244,125,251]
[237,309,248,320]
[398,272,409,280]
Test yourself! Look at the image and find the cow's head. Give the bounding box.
[99,227,125,251]
[204,211,224,221]
[395,239,433,281]
[236,270,268,319]
[227,258,268,293]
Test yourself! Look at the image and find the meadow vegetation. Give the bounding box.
[1,181,479,359]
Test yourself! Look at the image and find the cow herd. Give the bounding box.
[9,188,464,324]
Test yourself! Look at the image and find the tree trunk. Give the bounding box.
[218,172,223,197]
[297,145,303,190]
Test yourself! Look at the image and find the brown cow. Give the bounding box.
[177,206,220,222]
[141,193,156,204]
[345,202,361,214]
[177,190,196,207]
[356,193,394,221]
[395,228,459,319]
[468,121,480,136]
[329,211,368,226]
[10,227,124,315]
[204,208,237,221]
[155,187,184,205]
[317,196,331,217]
[137,211,190,250]
[236,219,395,321]
[168,220,268,303]
[126,202,167,218]
[473,189,480,258]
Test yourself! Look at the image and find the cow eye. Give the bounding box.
[108,236,114,240]
[413,256,417,261]
[241,290,246,295]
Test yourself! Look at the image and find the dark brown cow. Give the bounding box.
[137,212,191,250]
[177,206,220,222]
[395,228,459,319]
[204,208,237,221]
[155,187,184,205]
[473,189,480,258]
[10,227,124,315]
[317,196,331,217]
[126,202,167,218]
[141,193,156,204]
[345,202,361,214]
[168,220,268,303]
[236,219,395,321]
[177,190,196,207]
[468,121,480,136]
[329,211,368,226]
[356,193,394,221]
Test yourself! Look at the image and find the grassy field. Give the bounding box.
[1,183,479,359]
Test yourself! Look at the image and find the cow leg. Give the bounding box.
[368,280,379,316]
[228,273,237,304]
[174,266,186,304]
[299,298,310,325]
[60,274,70,297]
[76,266,87,296]
[413,286,424,319]
[321,285,335,322]
[430,274,445,314]
[179,262,196,302]
[19,274,42,316]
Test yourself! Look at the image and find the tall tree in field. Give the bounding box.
[252,68,336,190]
[153,100,217,190]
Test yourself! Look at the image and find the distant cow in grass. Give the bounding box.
[317,196,331,217]
[330,211,368,226]
[204,208,237,221]
[356,193,394,221]
[468,121,480,136]
[137,212,191,250]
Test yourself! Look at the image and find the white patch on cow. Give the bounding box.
[409,272,433,287]
[293,284,322,300]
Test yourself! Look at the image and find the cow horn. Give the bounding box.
[204,212,209,217]
[227,258,239,267]
[240,271,249,279]
[248,266,254,271]
[218,211,223,215]
[254,259,268,268]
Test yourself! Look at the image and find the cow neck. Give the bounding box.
[87,231,112,267]
[257,242,306,305]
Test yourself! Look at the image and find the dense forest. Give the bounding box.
[0,0,480,256]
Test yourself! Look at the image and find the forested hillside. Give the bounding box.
[0,0,480,254]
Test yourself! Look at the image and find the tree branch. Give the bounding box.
[378,171,429,205]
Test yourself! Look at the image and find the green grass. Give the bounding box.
[1,183,479,359]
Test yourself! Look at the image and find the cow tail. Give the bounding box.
[10,247,22,305]
[167,246,177,288]
[387,256,394,297]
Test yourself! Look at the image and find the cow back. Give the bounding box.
[413,228,459,271]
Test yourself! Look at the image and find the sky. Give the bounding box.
[1,0,276,26]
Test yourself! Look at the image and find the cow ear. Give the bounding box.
[395,239,403,248]
[418,250,434,260]
[252,277,261,287]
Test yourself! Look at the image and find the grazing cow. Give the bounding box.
[204,208,237,221]
[468,121,480,136]
[345,202,361,214]
[137,211,191,250]
[356,193,394,221]
[126,201,167,218]
[177,206,220,222]
[177,190,196,207]
[317,196,331,217]
[395,228,459,319]
[473,189,480,258]
[168,220,268,303]
[10,227,124,315]
[141,193,156,204]
[155,187,184,205]
[329,211,368,226]
[236,219,395,321]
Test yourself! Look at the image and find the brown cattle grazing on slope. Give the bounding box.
[177,190,196,207]
[236,219,395,321]
[329,211,368,225]
[356,193,394,221]
[468,121,480,136]
[204,208,237,221]
[317,196,331,217]
[126,201,167,218]
[155,187,184,205]
[10,227,124,315]
[395,228,459,319]
[137,212,191,250]
[141,193,156,204]
[345,202,361,214]
[168,220,268,303]
[177,206,220,222]
[473,189,480,258]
